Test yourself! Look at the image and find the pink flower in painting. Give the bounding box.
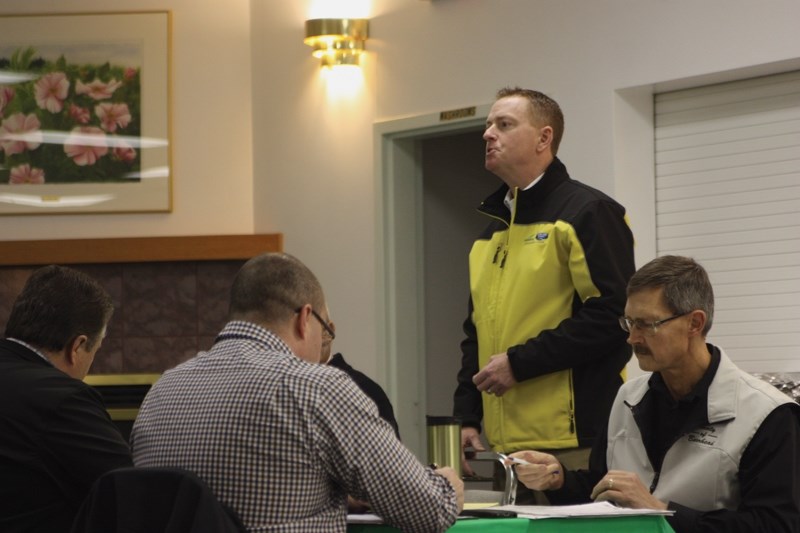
[0,113,43,155]
[9,164,45,184]
[95,102,132,132]
[75,78,123,100]
[63,126,109,166]
[34,72,70,113]
[124,67,137,81]
[113,140,137,163]
[0,85,15,114]
[69,103,91,124]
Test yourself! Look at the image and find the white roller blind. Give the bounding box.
[654,71,800,372]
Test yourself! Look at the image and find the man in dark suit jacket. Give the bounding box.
[0,265,132,533]
[320,317,402,514]
[328,352,400,439]
[319,318,400,439]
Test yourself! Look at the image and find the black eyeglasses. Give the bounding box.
[295,307,336,341]
[618,312,688,337]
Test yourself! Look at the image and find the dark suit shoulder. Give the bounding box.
[328,353,401,439]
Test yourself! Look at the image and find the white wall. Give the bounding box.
[250,1,379,375]
[0,0,255,238]
[250,0,800,385]
[3,0,799,404]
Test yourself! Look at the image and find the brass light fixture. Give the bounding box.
[304,18,369,68]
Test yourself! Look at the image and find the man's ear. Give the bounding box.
[294,305,312,341]
[64,335,89,366]
[688,310,707,337]
[536,125,554,154]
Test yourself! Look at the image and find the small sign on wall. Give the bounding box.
[439,106,476,122]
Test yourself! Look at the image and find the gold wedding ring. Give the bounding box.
[608,478,614,490]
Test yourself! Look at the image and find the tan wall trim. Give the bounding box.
[0,234,283,266]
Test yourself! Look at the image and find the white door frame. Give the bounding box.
[373,105,490,459]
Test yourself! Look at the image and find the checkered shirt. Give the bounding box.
[131,321,457,533]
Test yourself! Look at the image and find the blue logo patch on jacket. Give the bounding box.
[525,232,549,244]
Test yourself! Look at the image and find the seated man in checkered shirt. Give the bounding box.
[131,252,463,532]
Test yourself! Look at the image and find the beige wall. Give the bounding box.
[250,0,800,386]
[0,0,255,239]
[3,1,800,417]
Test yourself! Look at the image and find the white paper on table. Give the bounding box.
[346,513,384,524]
[494,501,674,519]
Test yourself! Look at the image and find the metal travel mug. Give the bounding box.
[426,415,462,477]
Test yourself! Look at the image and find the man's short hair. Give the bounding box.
[228,253,324,325]
[627,255,715,335]
[496,86,565,156]
[4,265,114,352]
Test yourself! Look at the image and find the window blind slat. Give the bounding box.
[655,160,800,188]
[656,145,800,176]
[657,187,800,212]
[656,132,800,164]
[657,240,800,261]
[656,93,800,127]
[657,174,797,201]
[700,253,800,272]
[655,70,800,107]
[720,306,800,322]
[657,106,800,139]
[658,229,800,252]
[656,117,800,151]
[657,199,800,225]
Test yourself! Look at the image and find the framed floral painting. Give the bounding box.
[0,11,171,214]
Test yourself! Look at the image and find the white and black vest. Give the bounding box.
[607,350,795,511]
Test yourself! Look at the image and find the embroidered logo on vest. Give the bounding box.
[687,425,718,447]
[524,232,549,244]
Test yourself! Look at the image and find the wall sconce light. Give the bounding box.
[304,18,369,68]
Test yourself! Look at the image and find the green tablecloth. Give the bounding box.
[348,514,676,533]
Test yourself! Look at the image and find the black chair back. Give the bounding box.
[71,466,245,533]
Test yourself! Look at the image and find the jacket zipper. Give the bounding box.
[568,371,575,433]
[624,400,672,494]
[649,471,661,493]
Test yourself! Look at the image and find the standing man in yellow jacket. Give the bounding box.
[453,87,635,502]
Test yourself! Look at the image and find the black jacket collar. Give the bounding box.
[478,157,570,220]
[0,338,54,368]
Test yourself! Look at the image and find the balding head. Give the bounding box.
[227,253,332,363]
[228,253,325,327]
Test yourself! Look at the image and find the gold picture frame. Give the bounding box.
[0,11,172,214]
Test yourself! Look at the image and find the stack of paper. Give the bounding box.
[494,501,674,519]
[347,501,673,525]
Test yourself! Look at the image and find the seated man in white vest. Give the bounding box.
[508,255,800,533]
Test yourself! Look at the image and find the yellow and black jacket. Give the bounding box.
[454,158,635,452]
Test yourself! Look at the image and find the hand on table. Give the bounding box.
[434,466,464,513]
[590,470,668,510]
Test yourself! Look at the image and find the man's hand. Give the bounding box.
[591,470,668,510]
[472,353,517,396]
[434,466,465,513]
[460,427,485,477]
[509,450,564,491]
[346,495,370,514]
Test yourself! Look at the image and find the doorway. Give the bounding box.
[421,131,499,423]
[374,105,496,459]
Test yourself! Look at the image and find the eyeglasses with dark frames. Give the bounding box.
[618,312,688,337]
[295,307,336,341]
